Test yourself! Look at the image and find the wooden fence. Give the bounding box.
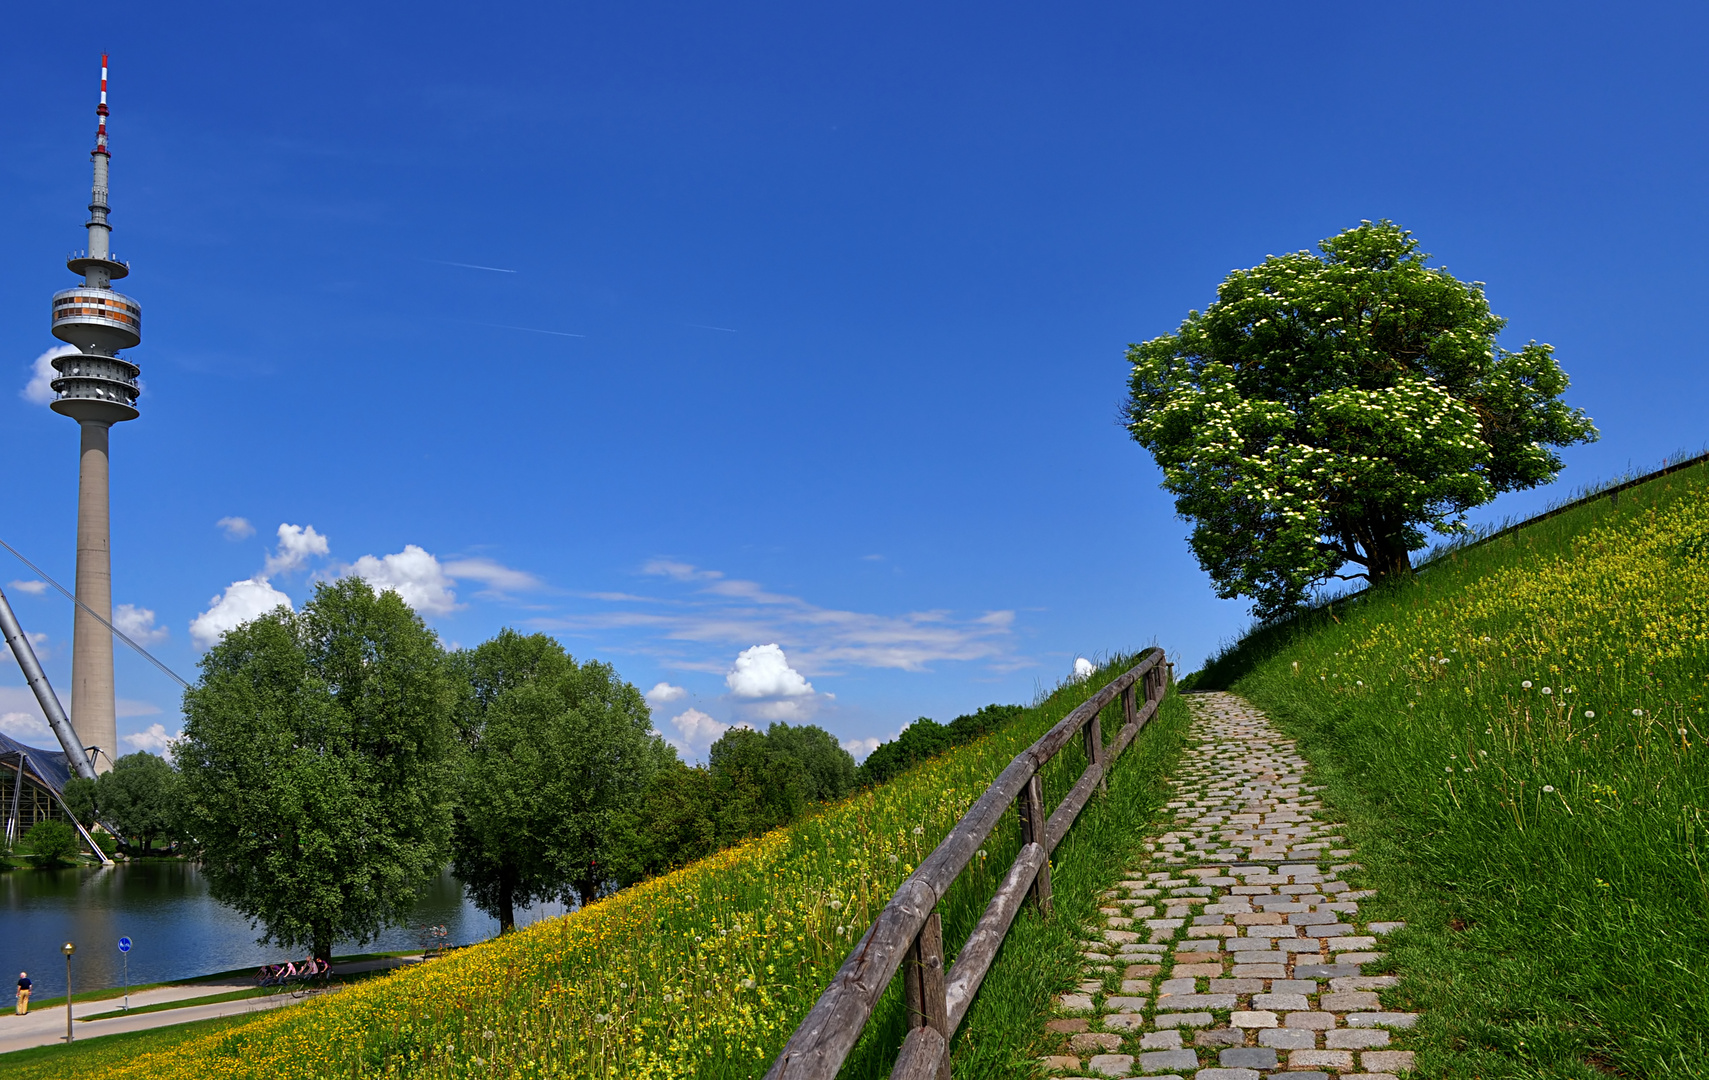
[764,648,1172,1080]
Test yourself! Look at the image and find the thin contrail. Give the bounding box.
[686,323,738,332]
[469,321,586,338]
[430,259,518,274]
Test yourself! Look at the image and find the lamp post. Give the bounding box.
[61,941,75,1043]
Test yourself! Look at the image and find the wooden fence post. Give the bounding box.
[903,911,951,1080]
[1082,707,1105,792]
[1016,773,1052,912]
[1122,682,1137,728]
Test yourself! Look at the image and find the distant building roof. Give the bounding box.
[0,731,74,796]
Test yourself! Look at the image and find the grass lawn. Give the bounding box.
[1190,460,1709,1078]
[0,1015,255,1080]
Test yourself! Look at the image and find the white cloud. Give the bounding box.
[841,736,883,762]
[0,710,53,745]
[671,707,731,745]
[646,682,687,707]
[442,557,542,594]
[726,644,815,699]
[7,580,49,596]
[546,561,1018,674]
[189,577,293,649]
[114,603,168,645]
[123,723,182,757]
[1073,657,1095,682]
[347,545,457,615]
[216,516,255,540]
[22,345,76,405]
[264,523,330,576]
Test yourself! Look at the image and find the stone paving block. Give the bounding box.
[1360,1050,1416,1072]
[1105,996,1150,1011]
[1139,1030,1184,1050]
[1189,925,1240,938]
[1330,936,1377,950]
[1195,1027,1245,1047]
[1159,978,1199,996]
[1265,1073,1329,1080]
[1059,993,1096,1012]
[1125,964,1163,978]
[1040,1055,1081,1072]
[1251,993,1309,1011]
[1148,919,1187,931]
[1341,1075,1401,1080]
[1303,924,1355,937]
[1288,1049,1355,1069]
[1326,1029,1389,1049]
[1162,993,1238,1009]
[1206,979,1266,994]
[1070,1032,1125,1053]
[1258,1027,1317,1049]
[1195,1070,1260,1080]
[1104,1014,1148,1031]
[1048,1018,1090,1033]
[1154,1012,1215,1028]
[1231,964,1287,978]
[1121,979,1152,994]
[1087,1053,1135,1076]
[1138,1049,1199,1072]
[1279,940,1324,953]
[1268,980,1320,995]
[1245,925,1299,938]
[1231,1010,1278,1028]
[1173,963,1224,978]
[1345,1012,1418,1029]
[1288,910,1338,925]
[1283,1011,1337,1029]
[1329,975,1398,992]
[1319,991,1380,1010]
[1335,952,1385,965]
[1107,930,1142,944]
[1367,922,1406,935]
[1292,964,1362,978]
[1219,1048,1278,1068]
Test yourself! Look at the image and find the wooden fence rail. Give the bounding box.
[764,648,1172,1080]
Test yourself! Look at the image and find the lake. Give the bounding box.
[0,862,569,1000]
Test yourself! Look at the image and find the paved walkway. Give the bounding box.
[0,956,420,1056]
[1042,692,1416,1080]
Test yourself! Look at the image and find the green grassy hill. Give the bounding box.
[1189,459,1709,1078]
[15,654,1191,1080]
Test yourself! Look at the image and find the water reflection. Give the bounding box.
[0,864,569,999]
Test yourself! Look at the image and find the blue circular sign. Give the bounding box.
[118,937,131,953]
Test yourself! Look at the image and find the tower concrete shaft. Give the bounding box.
[72,422,116,772]
[49,56,139,774]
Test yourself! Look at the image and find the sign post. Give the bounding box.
[118,937,131,1011]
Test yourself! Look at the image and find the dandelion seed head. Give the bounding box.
[1543,785,1555,793]
[1522,680,1533,689]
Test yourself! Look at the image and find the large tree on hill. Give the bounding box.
[1125,220,1598,618]
[449,630,670,929]
[176,578,457,962]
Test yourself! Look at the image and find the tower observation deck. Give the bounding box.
[47,56,138,773]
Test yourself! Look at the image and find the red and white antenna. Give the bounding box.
[94,53,110,156]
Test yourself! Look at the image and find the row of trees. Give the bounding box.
[72,578,1013,960]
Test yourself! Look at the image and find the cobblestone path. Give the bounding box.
[1040,692,1416,1080]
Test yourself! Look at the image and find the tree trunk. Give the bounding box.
[498,877,515,935]
[1367,539,1413,583]
[314,921,332,965]
[575,865,600,911]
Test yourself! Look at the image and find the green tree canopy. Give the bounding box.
[176,578,457,961]
[450,629,670,929]
[22,819,81,867]
[92,752,182,854]
[1125,220,1597,617]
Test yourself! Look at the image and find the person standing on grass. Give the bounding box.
[15,972,29,1016]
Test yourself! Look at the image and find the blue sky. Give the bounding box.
[2,2,1704,762]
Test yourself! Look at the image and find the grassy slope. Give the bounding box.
[22,654,1186,1080]
[1193,462,1709,1079]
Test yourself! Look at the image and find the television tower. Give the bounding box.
[47,55,142,773]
